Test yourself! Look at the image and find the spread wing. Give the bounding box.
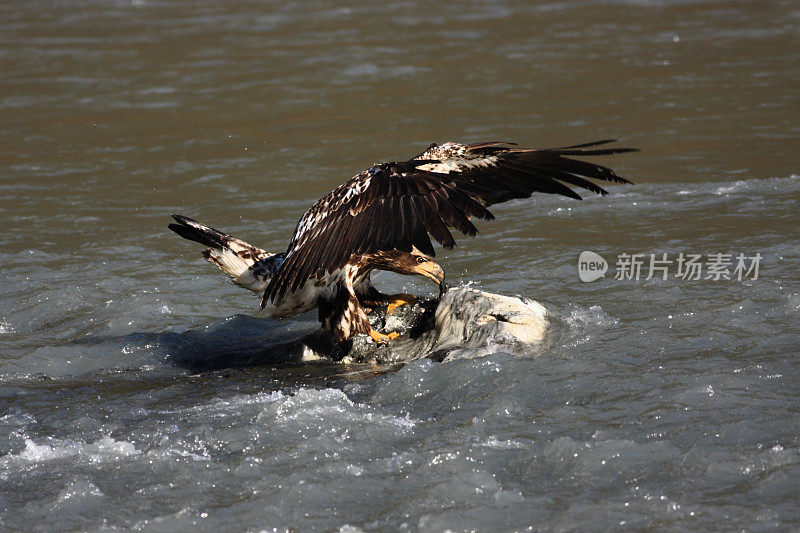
[263,139,636,305]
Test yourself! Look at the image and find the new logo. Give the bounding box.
[578,251,608,282]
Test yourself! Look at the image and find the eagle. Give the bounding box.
[169,139,635,343]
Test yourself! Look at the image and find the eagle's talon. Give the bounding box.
[368,328,400,344]
[385,294,419,315]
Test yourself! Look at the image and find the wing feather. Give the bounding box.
[413,193,451,248]
[499,161,585,200]
[430,188,480,236]
[409,197,436,256]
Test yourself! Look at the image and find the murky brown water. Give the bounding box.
[3,0,798,256]
[1,1,799,531]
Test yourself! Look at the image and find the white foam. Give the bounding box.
[168,390,285,416]
[17,438,82,462]
[337,525,367,533]
[56,477,104,503]
[480,435,526,449]
[567,305,619,328]
[264,388,417,430]
[786,293,800,313]
[8,436,140,465]
[714,181,749,195]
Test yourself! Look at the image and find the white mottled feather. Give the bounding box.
[287,172,372,256]
[414,142,499,174]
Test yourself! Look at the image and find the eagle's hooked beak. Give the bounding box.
[415,262,445,286]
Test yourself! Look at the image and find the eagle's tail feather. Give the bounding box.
[169,214,283,295]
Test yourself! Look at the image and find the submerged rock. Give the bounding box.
[295,287,549,364]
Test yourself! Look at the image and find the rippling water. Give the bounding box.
[1,1,799,530]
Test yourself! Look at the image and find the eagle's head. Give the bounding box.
[395,251,447,297]
[406,253,445,286]
[369,250,444,286]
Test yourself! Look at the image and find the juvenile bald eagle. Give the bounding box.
[169,139,635,343]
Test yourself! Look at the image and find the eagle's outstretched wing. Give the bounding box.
[262,139,636,304]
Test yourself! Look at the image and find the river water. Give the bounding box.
[1,1,799,531]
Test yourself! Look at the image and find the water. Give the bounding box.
[2,0,799,530]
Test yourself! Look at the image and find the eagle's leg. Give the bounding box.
[385,294,420,315]
[322,285,400,343]
[368,328,400,344]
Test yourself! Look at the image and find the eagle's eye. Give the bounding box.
[415,256,427,264]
